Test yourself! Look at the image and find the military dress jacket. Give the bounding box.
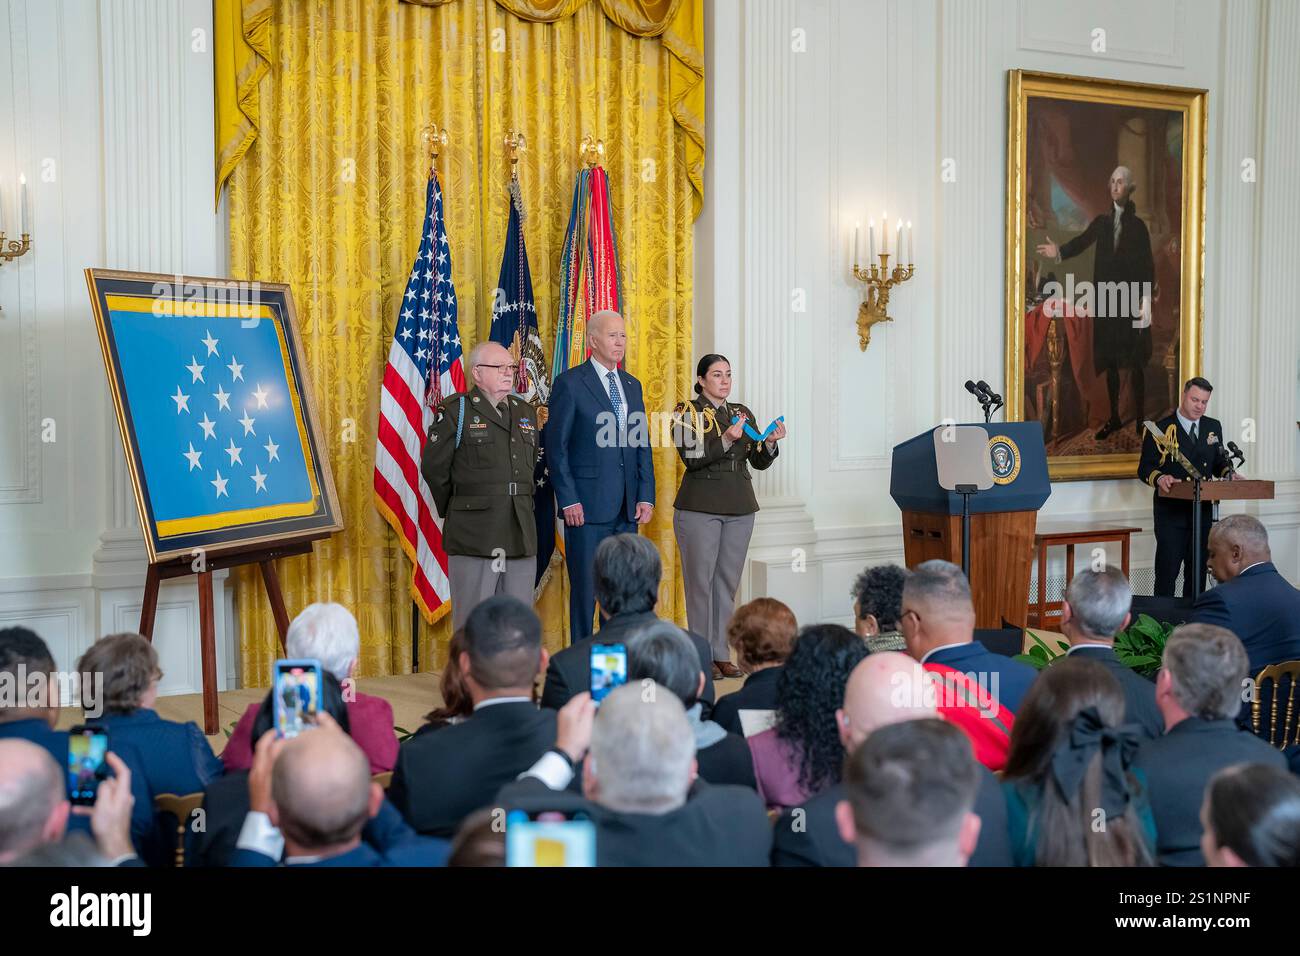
[672,396,778,516]
[1137,412,1233,525]
[420,385,539,558]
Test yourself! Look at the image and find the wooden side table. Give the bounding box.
[1029,523,1141,628]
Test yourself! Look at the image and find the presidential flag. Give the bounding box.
[374,170,467,624]
[487,177,556,588]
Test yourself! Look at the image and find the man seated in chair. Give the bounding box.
[1189,515,1300,677]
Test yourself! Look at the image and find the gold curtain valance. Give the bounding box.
[214,0,705,214]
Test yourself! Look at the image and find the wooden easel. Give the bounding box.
[138,538,320,735]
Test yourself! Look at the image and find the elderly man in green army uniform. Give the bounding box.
[422,340,540,630]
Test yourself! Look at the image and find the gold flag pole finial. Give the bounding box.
[505,131,526,178]
[422,123,450,176]
[580,134,604,168]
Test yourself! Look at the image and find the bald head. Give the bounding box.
[1207,514,1271,583]
[900,561,976,659]
[586,310,627,368]
[270,729,375,851]
[838,652,938,752]
[0,739,67,863]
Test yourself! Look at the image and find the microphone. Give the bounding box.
[976,381,1003,405]
[964,380,980,397]
[1227,441,1245,466]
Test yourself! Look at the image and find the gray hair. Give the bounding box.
[903,560,974,617]
[1163,624,1249,721]
[1064,568,1132,639]
[587,309,624,337]
[589,683,695,814]
[286,603,360,682]
[1112,165,1135,191]
[467,340,507,370]
[0,739,64,861]
[627,622,702,707]
[1209,514,1270,557]
[593,534,661,616]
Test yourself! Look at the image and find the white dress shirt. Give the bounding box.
[589,355,626,424]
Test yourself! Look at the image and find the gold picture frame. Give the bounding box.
[86,269,343,564]
[1005,70,1207,480]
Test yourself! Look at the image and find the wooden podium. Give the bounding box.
[1159,477,1275,598]
[891,422,1051,629]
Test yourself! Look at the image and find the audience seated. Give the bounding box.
[76,633,223,795]
[540,535,715,714]
[0,627,155,858]
[231,713,447,867]
[416,629,473,735]
[222,603,398,774]
[710,598,796,737]
[1001,657,1155,866]
[446,807,506,867]
[747,623,867,811]
[1055,568,1163,739]
[836,719,982,867]
[1189,515,1300,677]
[0,739,140,866]
[851,563,908,653]
[495,686,772,866]
[1201,763,1300,867]
[1134,623,1287,866]
[387,597,555,838]
[627,621,755,788]
[773,651,1011,867]
[901,560,1038,770]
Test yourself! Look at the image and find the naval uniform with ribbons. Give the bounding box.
[672,396,780,664]
[420,384,540,630]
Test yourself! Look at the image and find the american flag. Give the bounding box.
[373,170,467,623]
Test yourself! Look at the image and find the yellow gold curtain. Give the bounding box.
[225,0,699,685]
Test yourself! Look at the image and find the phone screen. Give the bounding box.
[589,643,627,704]
[273,659,323,738]
[505,810,596,867]
[67,726,109,805]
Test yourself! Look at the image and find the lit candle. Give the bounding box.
[19,174,28,235]
[881,211,888,256]
[868,219,876,261]
[907,221,914,264]
[853,221,860,267]
[896,218,903,260]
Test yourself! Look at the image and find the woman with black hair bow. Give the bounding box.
[672,354,786,679]
[1001,657,1156,866]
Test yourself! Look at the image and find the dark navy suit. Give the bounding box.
[96,708,224,796]
[547,359,656,640]
[924,641,1038,714]
[1189,562,1300,676]
[0,718,155,859]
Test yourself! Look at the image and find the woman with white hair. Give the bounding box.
[220,603,398,774]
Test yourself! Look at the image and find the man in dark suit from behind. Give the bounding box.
[388,596,555,838]
[836,719,982,867]
[626,621,755,789]
[0,739,141,866]
[1190,514,1300,677]
[899,560,1038,714]
[1134,624,1287,866]
[231,713,447,867]
[540,533,715,715]
[1055,567,1163,739]
[496,685,772,866]
[772,651,1011,867]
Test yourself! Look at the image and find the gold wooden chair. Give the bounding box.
[1251,661,1300,748]
[153,792,205,867]
[372,771,394,790]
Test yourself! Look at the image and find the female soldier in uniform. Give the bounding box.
[673,354,786,678]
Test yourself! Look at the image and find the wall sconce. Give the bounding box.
[850,213,915,350]
[0,173,32,266]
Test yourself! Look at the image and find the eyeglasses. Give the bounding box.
[476,363,519,374]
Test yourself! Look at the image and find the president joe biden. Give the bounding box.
[547,310,655,641]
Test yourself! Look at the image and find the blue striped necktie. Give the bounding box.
[606,369,624,430]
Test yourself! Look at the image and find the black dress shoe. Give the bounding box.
[1094,418,1121,441]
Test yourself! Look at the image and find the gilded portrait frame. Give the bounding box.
[1004,70,1207,480]
[86,269,343,564]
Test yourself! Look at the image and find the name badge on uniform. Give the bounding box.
[517,416,534,434]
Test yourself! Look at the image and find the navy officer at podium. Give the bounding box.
[1137,376,1236,597]
[421,341,540,630]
